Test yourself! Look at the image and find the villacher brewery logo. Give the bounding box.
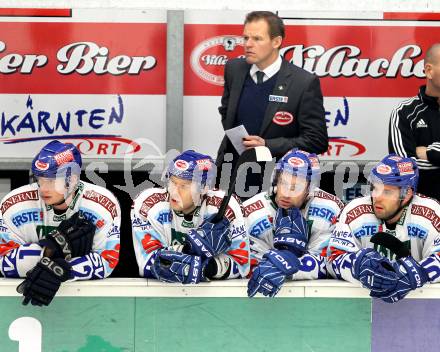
[279,44,425,78]
[190,35,244,85]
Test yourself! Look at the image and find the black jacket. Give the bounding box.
[216,58,328,165]
[389,85,440,199]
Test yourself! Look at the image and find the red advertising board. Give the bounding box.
[185,23,430,97]
[0,22,166,94]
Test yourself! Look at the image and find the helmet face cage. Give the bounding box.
[272,149,321,193]
[368,154,418,199]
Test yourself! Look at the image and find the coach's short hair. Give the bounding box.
[244,11,285,39]
[425,43,440,65]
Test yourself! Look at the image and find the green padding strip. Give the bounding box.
[0,297,371,352]
[136,297,371,352]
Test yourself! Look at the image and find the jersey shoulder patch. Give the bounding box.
[313,189,345,210]
[204,189,238,222]
[135,188,168,218]
[242,193,268,217]
[410,196,440,232]
[0,184,39,215]
[341,196,373,225]
[81,183,120,219]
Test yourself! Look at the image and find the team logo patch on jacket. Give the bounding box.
[273,111,294,126]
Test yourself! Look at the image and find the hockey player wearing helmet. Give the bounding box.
[0,140,121,306]
[131,150,250,284]
[244,148,344,297]
[31,140,83,208]
[327,153,440,303]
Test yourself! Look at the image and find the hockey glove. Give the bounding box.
[352,248,401,294]
[183,214,231,259]
[273,207,308,257]
[17,257,71,306]
[40,212,96,259]
[151,249,206,284]
[371,256,429,303]
[247,249,300,298]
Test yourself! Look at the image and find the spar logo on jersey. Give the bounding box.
[190,35,244,86]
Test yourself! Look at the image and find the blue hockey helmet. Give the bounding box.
[165,150,216,190]
[32,140,82,183]
[274,148,321,188]
[369,154,418,196]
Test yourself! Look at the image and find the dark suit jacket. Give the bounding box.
[216,58,328,166]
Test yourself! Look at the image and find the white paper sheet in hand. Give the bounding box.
[225,125,249,155]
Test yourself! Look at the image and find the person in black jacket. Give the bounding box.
[216,11,328,199]
[389,43,440,200]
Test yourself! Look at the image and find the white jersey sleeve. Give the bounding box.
[326,197,368,283]
[68,183,122,281]
[131,188,170,278]
[294,189,344,280]
[416,197,440,283]
[0,182,121,281]
[0,185,45,277]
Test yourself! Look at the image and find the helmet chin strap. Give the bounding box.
[52,181,78,208]
[381,199,406,222]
